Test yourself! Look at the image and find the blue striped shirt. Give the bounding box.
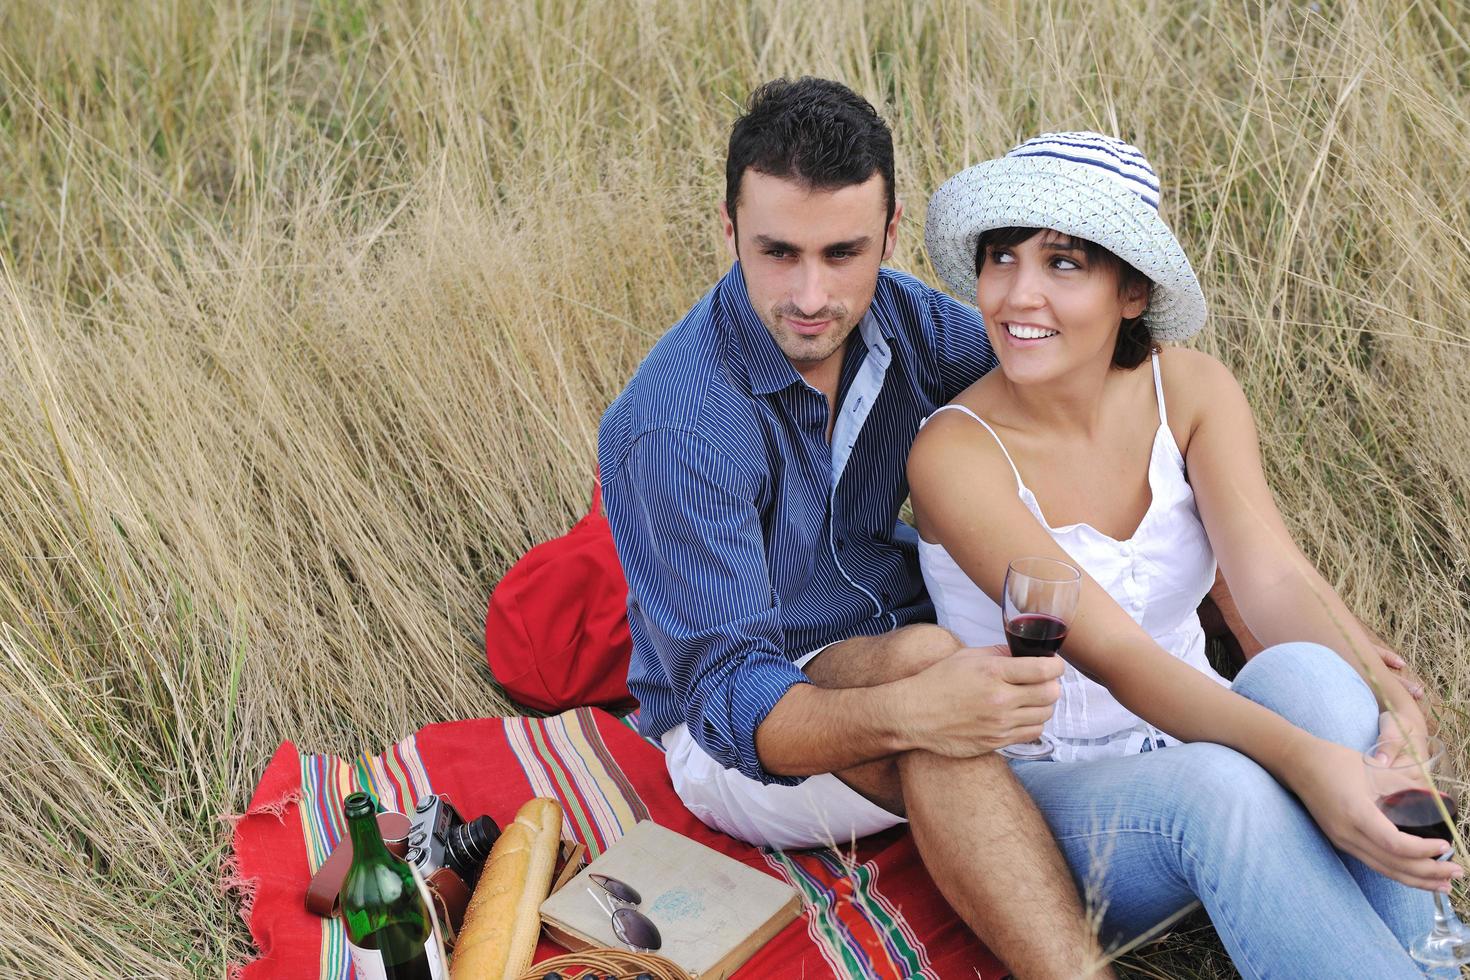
[598,262,995,785]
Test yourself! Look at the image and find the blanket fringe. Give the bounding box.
[224,740,304,979]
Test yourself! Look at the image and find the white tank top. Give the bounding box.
[918,352,1228,762]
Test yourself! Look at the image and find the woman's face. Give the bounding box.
[975,230,1148,387]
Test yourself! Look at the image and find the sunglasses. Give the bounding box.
[586,873,662,951]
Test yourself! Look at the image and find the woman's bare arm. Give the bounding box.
[1167,349,1427,741]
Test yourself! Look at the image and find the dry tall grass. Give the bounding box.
[1,1,1467,976]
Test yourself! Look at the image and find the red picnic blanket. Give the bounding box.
[227,707,1005,979]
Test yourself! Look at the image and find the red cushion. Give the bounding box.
[486,481,637,713]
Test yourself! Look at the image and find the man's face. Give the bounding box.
[721,171,900,380]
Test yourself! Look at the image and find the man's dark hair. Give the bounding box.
[975,227,1155,370]
[725,77,895,236]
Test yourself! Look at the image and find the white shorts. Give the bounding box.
[661,646,907,851]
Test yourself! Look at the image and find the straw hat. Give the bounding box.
[924,132,1206,341]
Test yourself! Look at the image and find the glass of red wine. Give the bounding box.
[1364,734,1469,967]
[998,556,1080,761]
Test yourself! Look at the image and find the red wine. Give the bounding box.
[1005,614,1068,658]
[1379,788,1458,842]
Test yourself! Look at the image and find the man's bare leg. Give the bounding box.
[805,626,1112,979]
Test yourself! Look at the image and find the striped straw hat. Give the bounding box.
[924,132,1207,341]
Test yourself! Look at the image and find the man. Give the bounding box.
[598,77,1112,978]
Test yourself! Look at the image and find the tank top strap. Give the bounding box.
[1150,349,1168,427]
[925,404,1024,492]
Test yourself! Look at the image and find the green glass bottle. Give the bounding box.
[340,792,447,980]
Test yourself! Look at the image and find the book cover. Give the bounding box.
[539,820,802,978]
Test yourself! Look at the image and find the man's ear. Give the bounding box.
[719,200,739,263]
[881,200,904,262]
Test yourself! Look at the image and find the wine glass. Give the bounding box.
[1363,734,1469,967]
[998,556,1080,761]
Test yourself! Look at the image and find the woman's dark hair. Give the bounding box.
[725,77,895,234]
[975,227,1154,370]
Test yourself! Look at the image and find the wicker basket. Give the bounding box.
[514,949,693,980]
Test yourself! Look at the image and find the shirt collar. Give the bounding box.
[719,262,896,397]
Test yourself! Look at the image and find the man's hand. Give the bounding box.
[897,645,1064,758]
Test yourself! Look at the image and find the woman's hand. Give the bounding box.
[1372,639,1427,702]
[1287,737,1460,892]
[1376,709,1431,762]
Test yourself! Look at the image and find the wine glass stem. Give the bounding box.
[1431,850,1456,938]
[1432,890,1453,935]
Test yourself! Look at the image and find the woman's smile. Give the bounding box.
[1003,322,1060,343]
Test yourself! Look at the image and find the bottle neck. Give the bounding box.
[346,808,391,862]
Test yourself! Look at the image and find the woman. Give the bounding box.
[913,132,1454,975]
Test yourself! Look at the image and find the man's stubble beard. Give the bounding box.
[762,301,855,371]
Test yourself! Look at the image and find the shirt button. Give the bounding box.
[836,538,846,550]
[1132,598,1144,611]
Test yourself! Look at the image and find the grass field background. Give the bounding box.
[2,1,1468,976]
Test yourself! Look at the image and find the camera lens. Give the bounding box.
[444,815,500,876]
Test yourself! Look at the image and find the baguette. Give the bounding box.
[451,797,563,979]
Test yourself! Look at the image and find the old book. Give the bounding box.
[539,819,801,979]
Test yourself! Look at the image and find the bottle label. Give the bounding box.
[347,935,446,979]
[423,937,447,979]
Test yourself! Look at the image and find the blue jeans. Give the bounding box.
[1011,642,1435,979]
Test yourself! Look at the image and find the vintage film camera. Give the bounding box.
[406,794,500,891]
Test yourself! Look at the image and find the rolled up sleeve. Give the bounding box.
[604,426,811,785]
